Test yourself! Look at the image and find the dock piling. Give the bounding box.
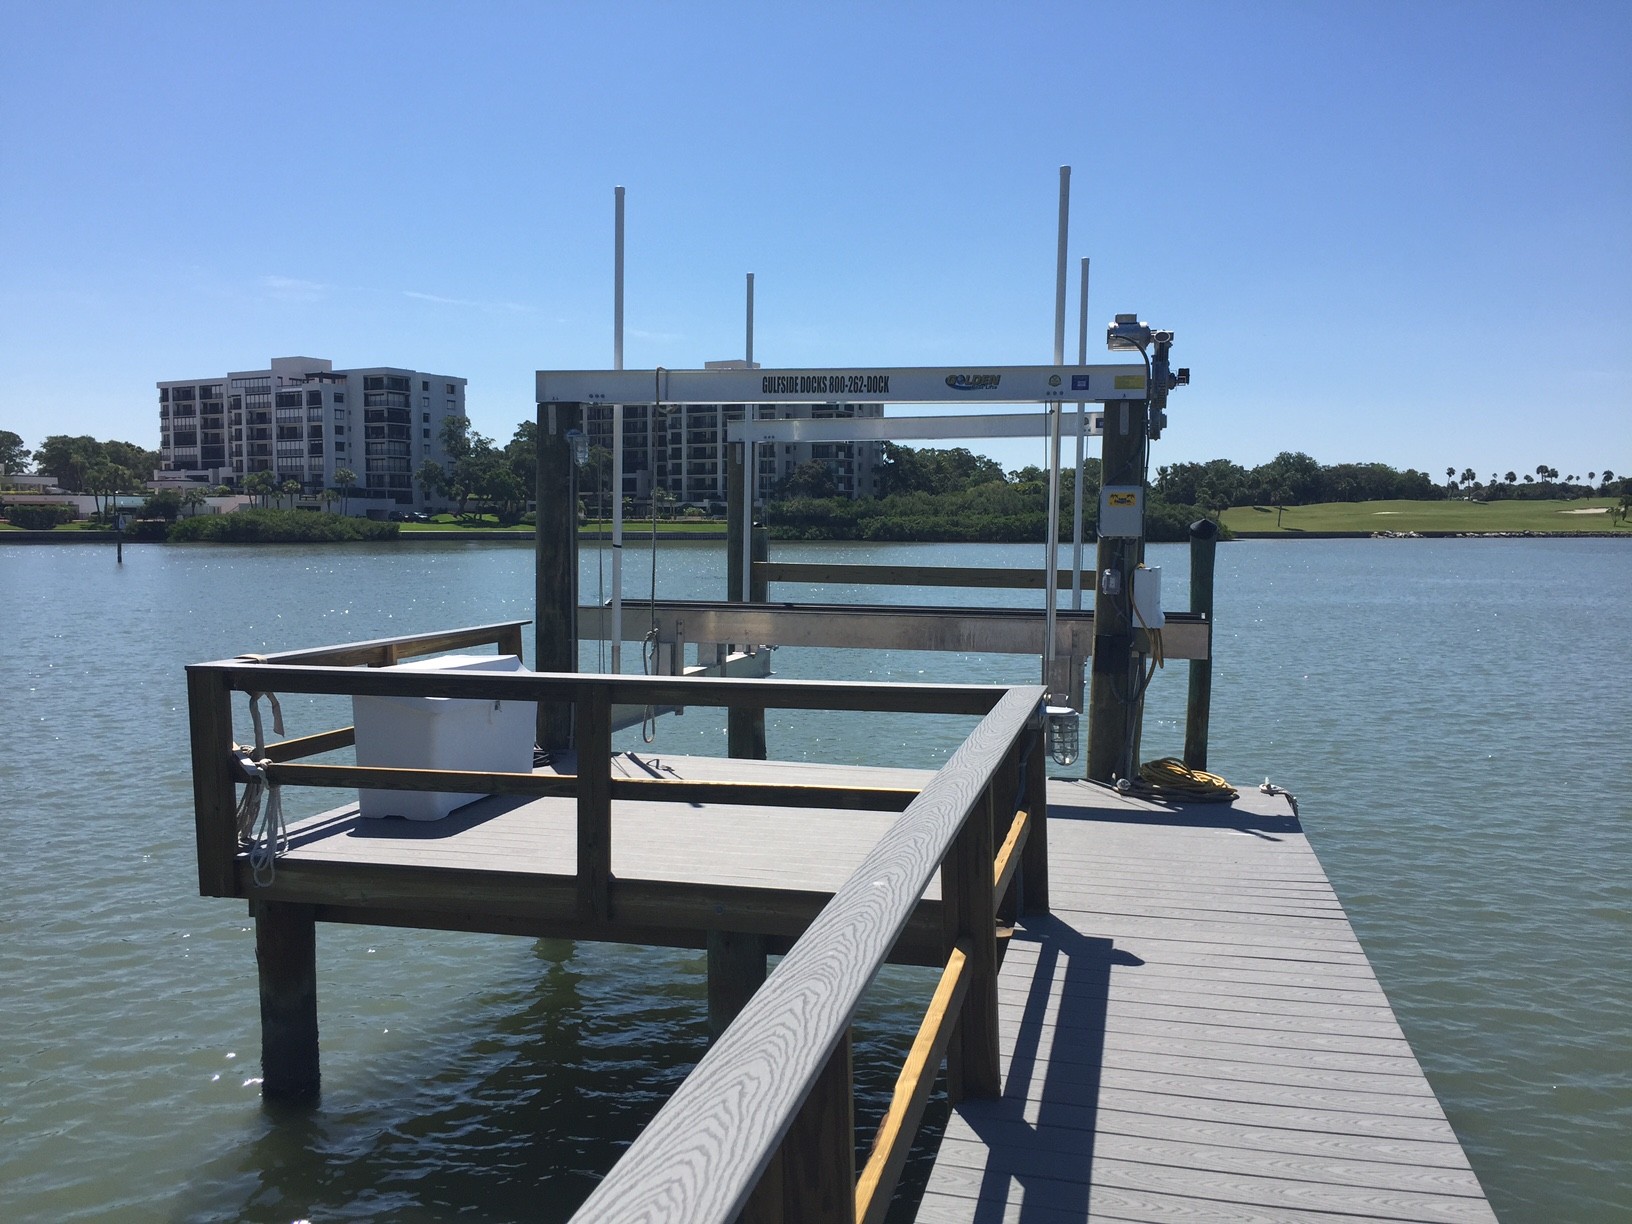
[255,900,320,1103]
[706,929,768,1039]
[536,401,581,748]
[1183,517,1218,771]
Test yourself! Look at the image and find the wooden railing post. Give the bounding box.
[940,795,999,1102]
[994,742,1022,927]
[186,665,239,898]
[256,899,319,1102]
[576,685,612,921]
[778,1030,856,1224]
[1021,715,1050,915]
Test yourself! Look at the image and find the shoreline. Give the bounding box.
[2,527,1626,546]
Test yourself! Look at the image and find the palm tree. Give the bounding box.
[1446,466,1456,493]
[333,467,357,516]
[181,488,207,518]
[1460,468,1477,500]
[244,470,276,507]
[280,479,301,509]
[1504,471,1517,485]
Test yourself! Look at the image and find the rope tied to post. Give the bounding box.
[231,655,289,886]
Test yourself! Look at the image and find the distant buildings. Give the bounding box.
[583,360,883,506]
[157,356,466,510]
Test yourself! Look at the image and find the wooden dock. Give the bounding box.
[915,781,1497,1223]
[186,622,1495,1223]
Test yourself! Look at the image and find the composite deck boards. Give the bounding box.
[914,778,1495,1223]
[270,752,937,896]
[251,751,1492,1220]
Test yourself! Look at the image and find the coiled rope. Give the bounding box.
[1130,756,1238,803]
[231,666,289,886]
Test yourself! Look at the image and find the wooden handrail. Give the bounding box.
[246,620,530,667]
[566,684,1044,1223]
[192,661,1013,715]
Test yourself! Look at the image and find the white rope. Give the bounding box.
[233,688,288,887]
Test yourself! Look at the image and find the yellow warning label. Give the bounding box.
[1113,374,1146,390]
[1107,492,1138,507]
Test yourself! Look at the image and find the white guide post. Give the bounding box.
[1072,257,1090,610]
[610,186,625,674]
[742,273,756,602]
[1044,166,1069,690]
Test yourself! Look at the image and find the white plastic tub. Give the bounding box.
[352,654,536,820]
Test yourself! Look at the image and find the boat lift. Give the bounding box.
[536,359,1189,774]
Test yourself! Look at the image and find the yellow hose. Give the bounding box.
[1133,757,1238,803]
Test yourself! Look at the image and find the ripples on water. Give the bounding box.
[1,537,1626,1221]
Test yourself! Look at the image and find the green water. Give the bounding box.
[1,537,1627,1221]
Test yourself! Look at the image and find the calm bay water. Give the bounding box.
[1,536,1627,1222]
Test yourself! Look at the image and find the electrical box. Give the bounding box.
[1099,485,1144,538]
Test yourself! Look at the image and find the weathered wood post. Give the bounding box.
[727,440,768,758]
[255,900,320,1102]
[1086,398,1149,782]
[941,790,999,1103]
[706,929,768,1039]
[777,1032,856,1223]
[1020,711,1050,915]
[1183,517,1218,771]
[536,401,580,749]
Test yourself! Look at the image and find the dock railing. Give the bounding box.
[187,623,1048,1220]
[568,684,1047,1224]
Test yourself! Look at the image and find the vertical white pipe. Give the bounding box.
[1053,166,1070,366]
[1044,165,1069,691]
[610,186,625,673]
[741,440,755,601]
[1072,257,1090,610]
[742,273,757,600]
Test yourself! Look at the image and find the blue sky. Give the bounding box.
[3,1,1627,482]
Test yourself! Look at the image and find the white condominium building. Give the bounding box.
[157,356,467,510]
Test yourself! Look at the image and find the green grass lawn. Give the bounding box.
[1220,497,1627,535]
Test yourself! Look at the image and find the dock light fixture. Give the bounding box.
[1046,705,1080,766]
[566,428,590,467]
[1106,314,1152,352]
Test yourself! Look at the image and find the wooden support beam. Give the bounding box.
[186,665,239,897]
[855,945,970,1224]
[777,1030,855,1224]
[707,929,768,1040]
[1087,398,1148,783]
[255,900,319,1102]
[537,401,580,748]
[1021,720,1050,915]
[576,687,612,921]
[939,792,999,1102]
